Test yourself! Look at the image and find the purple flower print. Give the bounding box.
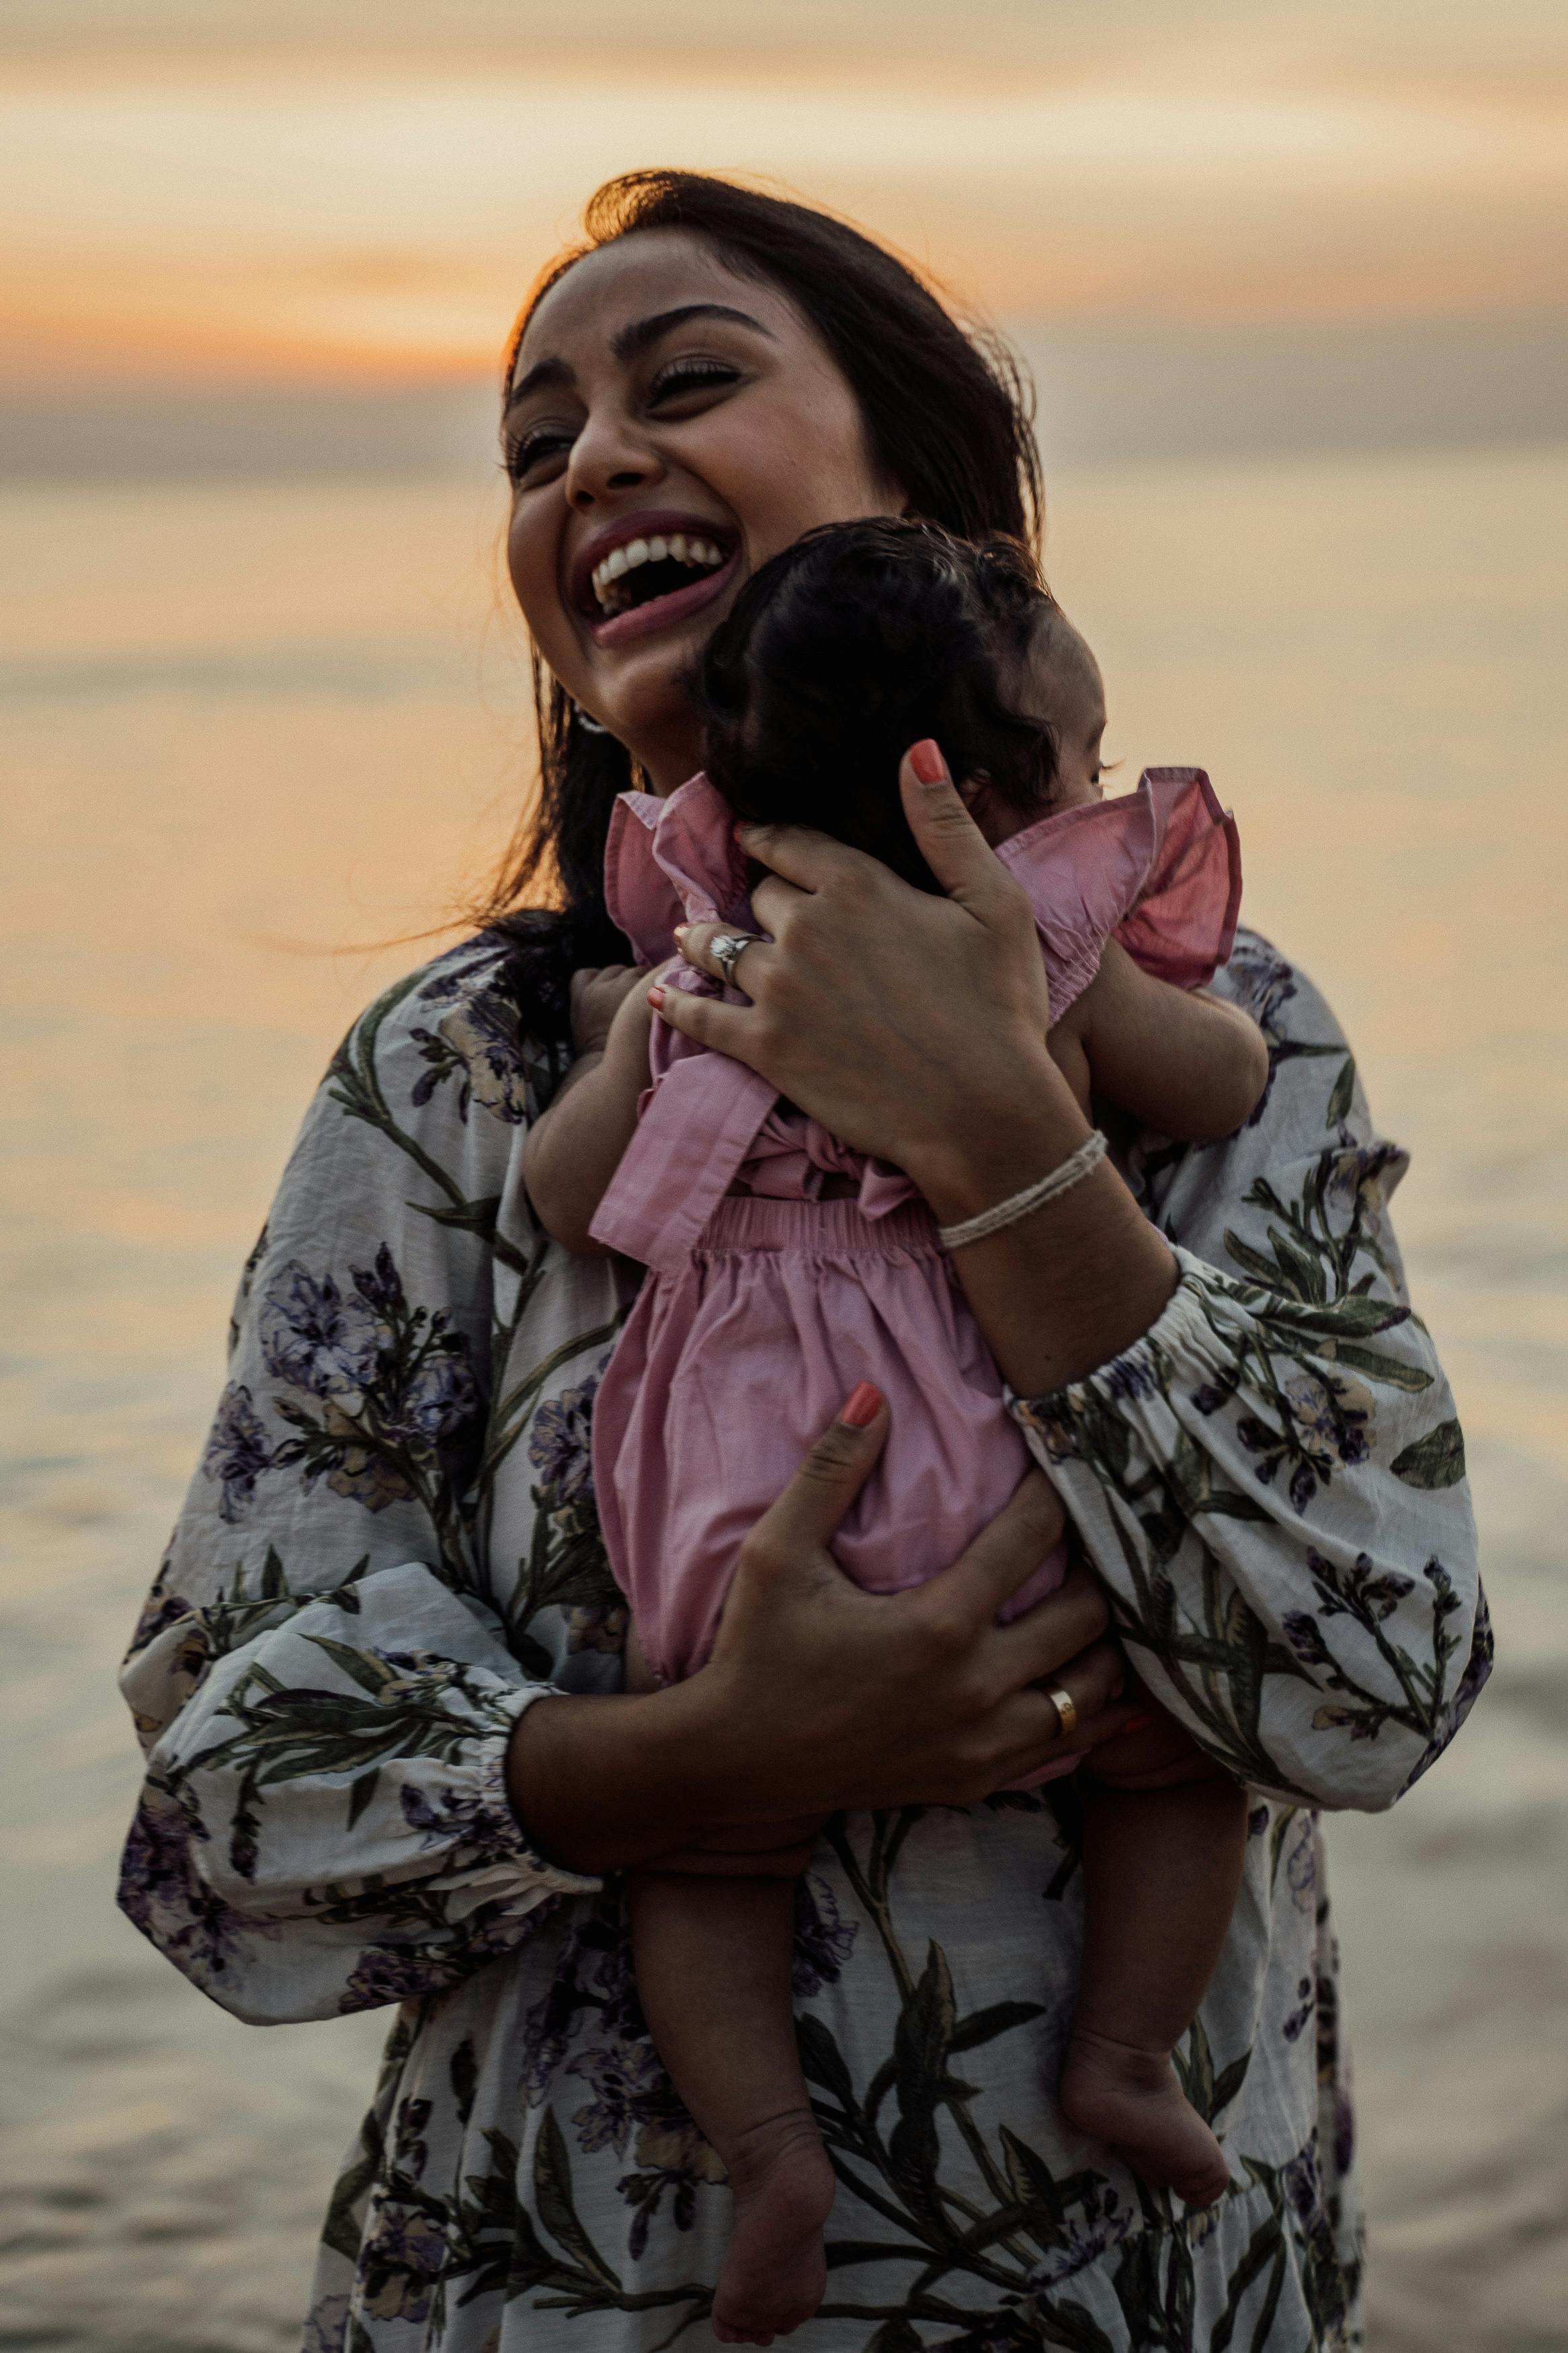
[567,2038,678,2159]
[1284,1373,1374,1472]
[384,1345,479,1448]
[792,1872,858,1997]
[1284,1818,1318,1911]
[356,2198,446,2324]
[339,1940,467,2012]
[259,1261,383,1400]
[1282,1610,1332,1669]
[350,1242,407,1320]
[201,1382,275,1522]
[118,1789,248,1984]
[1228,939,1297,1032]
[1101,1347,1159,1406]
[529,1378,600,1505]
[413,952,532,1123]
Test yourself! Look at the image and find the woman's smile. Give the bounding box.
[569,507,741,644]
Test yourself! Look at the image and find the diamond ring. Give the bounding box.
[709,932,761,990]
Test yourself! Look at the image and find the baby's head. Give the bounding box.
[1028,604,1106,810]
[696,518,1085,890]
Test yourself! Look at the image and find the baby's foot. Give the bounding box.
[710,2108,835,2346]
[1061,2028,1231,2209]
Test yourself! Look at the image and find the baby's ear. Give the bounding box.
[958,776,1014,848]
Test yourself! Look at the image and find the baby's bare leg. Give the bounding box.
[623,1625,831,2342]
[1059,1708,1248,2208]
[628,1870,833,2345]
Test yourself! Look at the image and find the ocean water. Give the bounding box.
[1,444,1565,2350]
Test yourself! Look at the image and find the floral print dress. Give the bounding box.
[118,926,1489,2353]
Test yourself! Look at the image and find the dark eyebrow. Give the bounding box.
[505,354,573,411]
[505,303,774,411]
[610,302,776,364]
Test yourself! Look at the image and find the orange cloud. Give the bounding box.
[3,50,1565,383]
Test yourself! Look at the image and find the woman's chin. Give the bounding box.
[586,667,704,788]
[580,639,721,786]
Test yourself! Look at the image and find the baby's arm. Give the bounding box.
[1053,939,1268,1142]
[520,965,655,1257]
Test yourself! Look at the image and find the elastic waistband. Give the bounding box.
[695,1193,942,1259]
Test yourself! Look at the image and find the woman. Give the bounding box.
[119,172,1489,2352]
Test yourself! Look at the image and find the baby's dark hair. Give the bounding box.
[695,518,1057,892]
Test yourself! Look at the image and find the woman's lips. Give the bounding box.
[587,548,741,648]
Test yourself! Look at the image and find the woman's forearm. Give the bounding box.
[907,1043,1179,1396]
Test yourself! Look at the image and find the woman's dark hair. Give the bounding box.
[482,169,1044,1035]
[698,520,1055,893]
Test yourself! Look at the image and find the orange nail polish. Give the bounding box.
[909,738,947,784]
[647,984,666,1010]
[840,1382,882,1428]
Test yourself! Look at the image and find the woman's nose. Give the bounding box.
[565,412,663,511]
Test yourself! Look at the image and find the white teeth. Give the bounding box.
[589,530,727,612]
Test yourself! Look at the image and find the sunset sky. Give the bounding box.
[3,0,1566,392]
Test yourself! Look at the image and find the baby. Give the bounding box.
[523,521,1269,2346]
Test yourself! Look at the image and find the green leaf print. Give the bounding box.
[1391,1417,1467,1488]
[533,2110,622,2292]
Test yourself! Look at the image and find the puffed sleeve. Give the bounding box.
[117,940,605,2026]
[1009,932,1491,1810]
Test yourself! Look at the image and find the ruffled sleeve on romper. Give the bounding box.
[592,767,1241,1261]
[606,765,1241,1018]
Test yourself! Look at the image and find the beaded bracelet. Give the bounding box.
[936,1129,1108,1252]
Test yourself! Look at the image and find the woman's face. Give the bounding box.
[505,229,904,791]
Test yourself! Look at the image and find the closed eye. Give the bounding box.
[647,357,742,405]
[503,423,576,485]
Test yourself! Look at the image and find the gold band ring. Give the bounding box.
[1047,1685,1078,1741]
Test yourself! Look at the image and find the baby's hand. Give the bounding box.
[570,963,648,1058]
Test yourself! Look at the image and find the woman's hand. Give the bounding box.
[507,1390,1134,1876]
[692,1389,1128,1815]
[654,744,1073,1225]
[655,740,1180,1396]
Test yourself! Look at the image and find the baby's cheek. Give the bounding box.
[1050,766,1105,811]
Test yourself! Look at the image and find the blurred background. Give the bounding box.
[1,3,1565,2347]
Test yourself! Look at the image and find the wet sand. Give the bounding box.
[1,446,1565,2348]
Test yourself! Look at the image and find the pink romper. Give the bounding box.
[589,770,1241,1728]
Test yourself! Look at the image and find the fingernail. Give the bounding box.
[909,738,948,785]
[731,820,744,841]
[647,984,666,1010]
[1122,1711,1155,1733]
[839,1382,882,1429]
[673,923,690,941]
